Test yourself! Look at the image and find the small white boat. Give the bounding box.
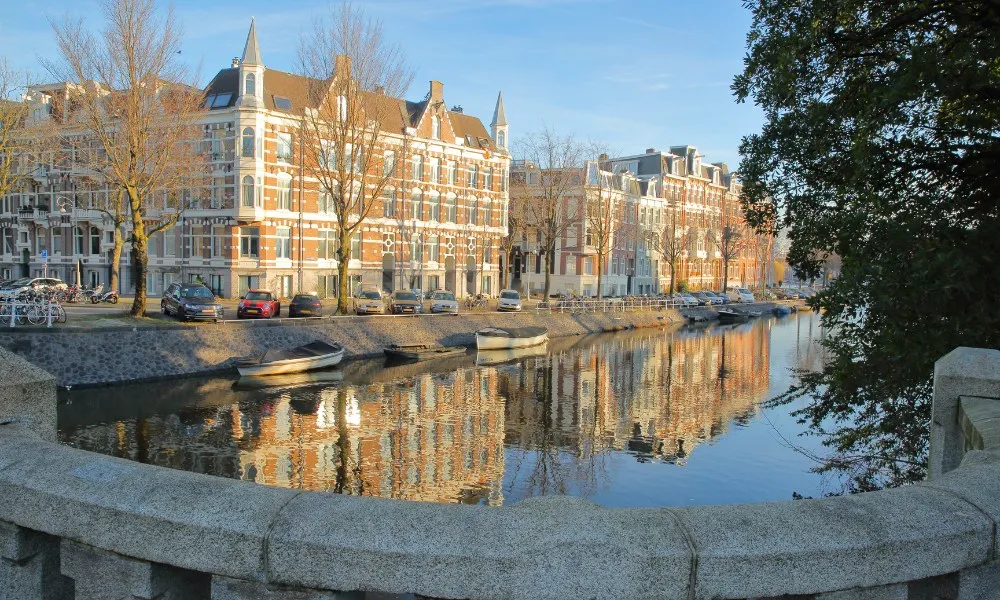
[475,326,548,350]
[233,369,345,390]
[476,343,548,366]
[235,341,345,376]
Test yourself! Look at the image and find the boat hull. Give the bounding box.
[237,349,344,376]
[476,344,548,366]
[476,332,548,350]
[384,346,466,362]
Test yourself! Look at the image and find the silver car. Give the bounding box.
[354,287,386,315]
[497,289,522,312]
[428,289,459,314]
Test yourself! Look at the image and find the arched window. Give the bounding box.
[428,190,441,221]
[446,193,457,222]
[497,131,505,148]
[468,196,478,226]
[410,189,423,221]
[73,227,84,255]
[245,73,255,96]
[241,176,254,207]
[242,127,255,158]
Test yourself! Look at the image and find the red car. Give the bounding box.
[237,289,281,319]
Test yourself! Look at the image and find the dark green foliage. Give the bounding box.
[736,0,1000,490]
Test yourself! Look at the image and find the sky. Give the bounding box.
[0,0,762,169]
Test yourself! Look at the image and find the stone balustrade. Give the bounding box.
[1,346,999,599]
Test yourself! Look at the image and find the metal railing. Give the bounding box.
[535,297,691,314]
[0,296,65,328]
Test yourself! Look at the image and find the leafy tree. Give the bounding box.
[736,0,1000,490]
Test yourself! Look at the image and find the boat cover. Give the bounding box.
[246,341,344,365]
[478,326,548,338]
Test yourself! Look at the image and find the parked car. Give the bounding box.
[237,289,281,319]
[698,291,725,305]
[0,277,68,299]
[428,289,459,314]
[731,288,755,303]
[773,288,791,300]
[161,283,225,322]
[710,291,730,304]
[390,290,423,314]
[689,292,715,306]
[354,287,385,315]
[497,289,522,312]
[411,288,424,302]
[288,293,323,318]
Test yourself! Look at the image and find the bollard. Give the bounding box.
[46,300,53,328]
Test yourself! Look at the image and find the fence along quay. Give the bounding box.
[0,345,999,599]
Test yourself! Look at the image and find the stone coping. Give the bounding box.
[1,422,998,600]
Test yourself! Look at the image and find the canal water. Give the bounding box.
[58,312,834,507]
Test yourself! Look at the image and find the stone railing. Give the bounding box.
[1,346,998,599]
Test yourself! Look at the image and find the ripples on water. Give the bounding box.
[59,312,833,507]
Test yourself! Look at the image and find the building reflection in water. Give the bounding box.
[60,318,780,506]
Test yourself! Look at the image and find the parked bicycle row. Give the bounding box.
[0,295,66,327]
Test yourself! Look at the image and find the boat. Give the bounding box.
[773,305,792,316]
[475,326,549,350]
[383,343,467,362]
[234,341,345,376]
[747,310,763,318]
[717,308,749,324]
[476,343,548,366]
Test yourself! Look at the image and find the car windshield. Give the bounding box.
[394,292,417,301]
[431,292,455,301]
[182,287,214,299]
[500,291,520,299]
[4,278,31,288]
[245,291,271,301]
[359,291,381,300]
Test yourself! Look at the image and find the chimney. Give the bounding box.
[374,85,385,95]
[231,57,240,68]
[645,148,657,154]
[334,55,351,79]
[451,105,463,113]
[429,80,443,103]
[598,153,609,161]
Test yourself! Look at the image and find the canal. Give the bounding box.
[58,311,834,507]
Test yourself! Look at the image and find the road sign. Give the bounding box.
[40,250,47,261]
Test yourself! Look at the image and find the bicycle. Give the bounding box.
[465,294,489,311]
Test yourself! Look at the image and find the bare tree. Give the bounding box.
[714,225,746,292]
[647,203,686,295]
[511,127,583,299]
[298,2,413,314]
[0,61,34,206]
[498,190,526,291]
[582,149,621,299]
[47,0,208,316]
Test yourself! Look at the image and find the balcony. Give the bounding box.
[236,203,264,223]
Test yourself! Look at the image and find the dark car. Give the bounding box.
[689,292,715,306]
[389,290,422,314]
[237,289,281,319]
[161,283,224,322]
[289,293,323,317]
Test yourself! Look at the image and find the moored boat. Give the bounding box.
[475,326,548,350]
[384,344,467,362]
[717,308,749,323]
[233,369,345,390]
[235,341,345,376]
[773,305,792,316]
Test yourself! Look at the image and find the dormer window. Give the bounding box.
[245,73,256,97]
[497,131,505,148]
[431,116,440,140]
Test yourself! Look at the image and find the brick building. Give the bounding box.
[0,21,510,299]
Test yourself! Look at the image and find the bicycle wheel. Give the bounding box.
[55,303,67,324]
[26,305,46,326]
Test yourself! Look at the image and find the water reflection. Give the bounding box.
[59,314,825,506]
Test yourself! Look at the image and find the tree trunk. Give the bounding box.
[109,225,123,294]
[130,226,147,317]
[721,258,729,292]
[668,261,676,295]
[336,235,351,315]
[543,247,553,299]
[596,259,603,299]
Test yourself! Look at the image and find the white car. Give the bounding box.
[731,288,755,303]
[497,289,522,312]
[428,289,459,314]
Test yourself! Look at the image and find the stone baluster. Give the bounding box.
[60,540,209,600]
[0,521,72,600]
[211,576,364,600]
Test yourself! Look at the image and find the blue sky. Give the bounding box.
[0,0,761,168]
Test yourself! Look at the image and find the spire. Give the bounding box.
[241,18,263,67]
[491,91,507,127]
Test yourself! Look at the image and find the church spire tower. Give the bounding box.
[491,91,508,153]
[237,18,264,108]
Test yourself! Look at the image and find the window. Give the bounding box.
[431,116,441,140]
[277,133,293,163]
[318,230,335,260]
[241,176,254,207]
[468,197,478,225]
[446,193,457,222]
[317,275,337,299]
[485,167,493,190]
[319,191,333,214]
[430,157,440,183]
[276,227,291,259]
[164,231,177,257]
[410,233,422,261]
[74,227,84,255]
[245,73,255,96]
[383,151,396,177]
[412,155,424,181]
[189,225,204,258]
[321,141,336,170]
[278,275,293,299]
[351,232,362,260]
[468,165,478,189]
[427,235,439,262]
[51,229,62,255]
[447,161,456,185]
[382,187,396,218]
[482,198,491,227]
[273,96,292,110]
[584,257,593,275]
[239,227,259,258]
[497,131,505,148]
[242,127,255,158]
[277,176,292,210]
[410,189,423,220]
[429,191,441,221]
[211,225,225,258]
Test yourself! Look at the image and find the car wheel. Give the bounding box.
[161,302,167,315]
